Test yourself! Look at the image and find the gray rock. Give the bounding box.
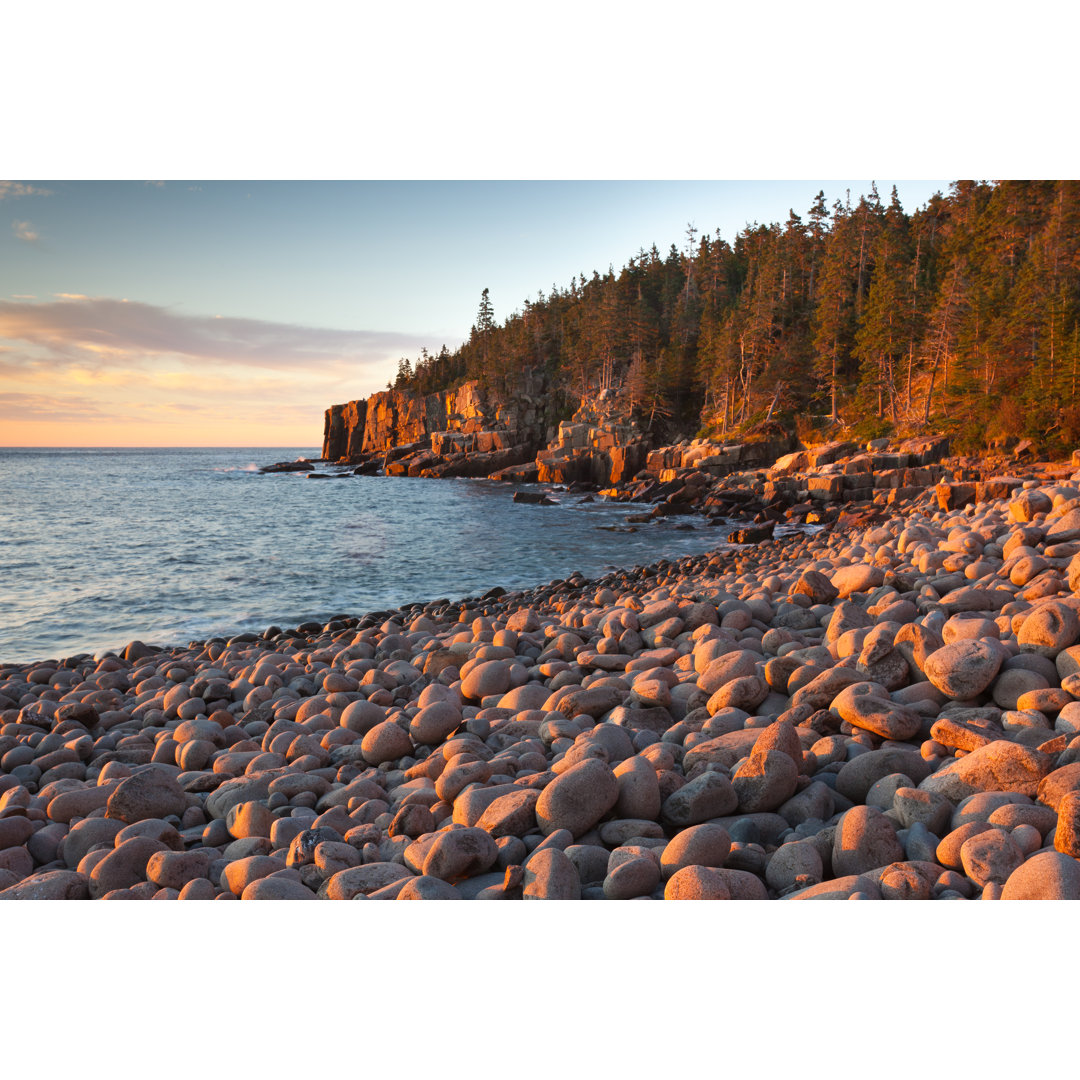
[777,781,834,828]
[783,873,882,900]
[104,769,187,824]
[892,787,952,834]
[535,757,618,838]
[920,741,1053,803]
[321,862,412,899]
[836,748,933,804]
[664,865,732,899]
[660,823,731,879]
[765,840,823,893]
[832,805,904,877]
[924,640,1003,699]
[565,843,611,886]
[522,848,581,899]
[661,770,738,826]
[731,750,798,813]
[396,875,463,900]
[1001,850,1080,899]
[603,856,661,899]
[422,827,498,882]
[0,869,89,900]
[960,829,1025,887]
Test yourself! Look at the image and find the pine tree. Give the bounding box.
[812,200,855,421]
[853,188,912,421]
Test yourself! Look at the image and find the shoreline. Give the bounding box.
[4,465,1080,900]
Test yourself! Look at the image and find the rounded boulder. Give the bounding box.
[535,757,618,838]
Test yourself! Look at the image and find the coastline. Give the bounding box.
[5,456,1080,900]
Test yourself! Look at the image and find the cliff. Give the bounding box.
[322,372,553,463]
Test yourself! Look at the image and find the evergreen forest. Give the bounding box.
[391,181,1080,455]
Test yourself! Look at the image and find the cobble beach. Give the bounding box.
[6,464,1080,900]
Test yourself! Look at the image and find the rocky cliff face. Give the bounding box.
[321,399,368,462]
[322,374,553,463]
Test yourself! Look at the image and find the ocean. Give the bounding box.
[0,447,750,664]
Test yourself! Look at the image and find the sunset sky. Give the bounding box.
[1,179,948,447]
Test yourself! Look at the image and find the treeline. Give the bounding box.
[391,181,1080,453]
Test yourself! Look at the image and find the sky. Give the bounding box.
[0,179,950,448]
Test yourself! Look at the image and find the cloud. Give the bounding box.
[12,220,39,243]
[0,295,453,442]
[0,391,123,422]
[0,182,52,201]
[0,295,426,373]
